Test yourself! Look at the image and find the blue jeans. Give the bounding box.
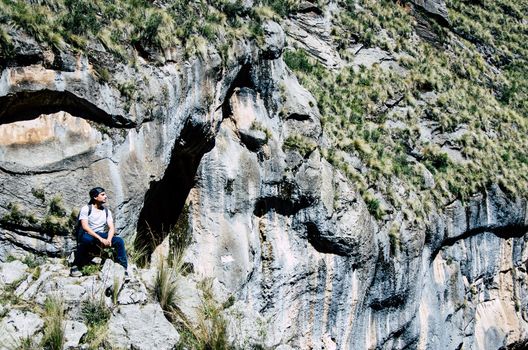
[73,231,128,269]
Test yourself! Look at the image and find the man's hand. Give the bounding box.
[99,237,111,247]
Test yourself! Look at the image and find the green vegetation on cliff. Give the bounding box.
[447,0,528,119]
[0,0,296,62]
[285,0,527,219]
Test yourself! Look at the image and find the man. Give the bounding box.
[70,187,129,281]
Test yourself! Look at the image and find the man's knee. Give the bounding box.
[112,236,125,247]
[79,232,96,245]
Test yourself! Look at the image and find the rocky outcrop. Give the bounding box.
[0,309,44,349]
[0,27,231,257]
[183,67,528,348]
[410,0,449,24]
[0,259,180,350]
[0,2,526,350]
[284,9,343,68]
[108,304,179,350]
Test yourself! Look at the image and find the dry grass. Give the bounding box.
[284,0,528,221]
[173,278,230,350]
[41,295,65,350]
[154,256,179,314]
[0,0,288,65]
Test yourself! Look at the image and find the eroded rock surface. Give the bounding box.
[108,304,180,350]
[0,2,526,349]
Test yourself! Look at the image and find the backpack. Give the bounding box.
[75,205,108,241]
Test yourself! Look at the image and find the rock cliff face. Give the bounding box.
[1,0,527,349]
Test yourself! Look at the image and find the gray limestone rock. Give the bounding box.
[0,4,527,349]
[0,260,28,286]
[279,69,321,139]
[2,28,43,66]
[173,277,205,325]
[117,279,149,305]
[0,310,43,350]
[420,164,435,189]
[352,47,395,70]
[260,21,286,59]
[107,304,180,350]
[239,128,268,152]
[60,283,88,304]
[17,269,53,301]
[284,11,342,68]
[100,259,126,288]
[63,320,88,349]
[411,0,449,24]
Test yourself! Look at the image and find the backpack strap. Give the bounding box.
[76,206,109,240]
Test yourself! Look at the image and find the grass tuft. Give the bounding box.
[154,257,179,314]
[41,295,65,350]
[283,134,317,158]
[81,297,111,327]
[175,278,230,350]
[80,290,111,350]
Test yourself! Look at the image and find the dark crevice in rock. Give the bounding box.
[286,113,311,121]
[400,338,420,350]
[0,90,134,128]
[296,4,324,16]
[410,8,446,46]
[222,64,255,120]
[1,235,47,255]
[0,50,43,69]
[0,164,43,176]
[499,339,528,350]
[385,94,404,108]
[373,318,416,349]
[0,28,44,69]
[253,195,313,217]
[0,223,45,235]
[254,180,315,217]
[239,129,267,152]
[0,228,70,257]
[135,114,215,257]
[430,223,528,262]
[370,293,406,311]
[305,223,349,256]
[132,41,154,62]
[353,45,364,55]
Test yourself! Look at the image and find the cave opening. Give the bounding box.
[134,117,215,261]
[134,150,196,250]
[134,64,256,262]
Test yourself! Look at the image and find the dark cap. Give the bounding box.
[89,187,105,204]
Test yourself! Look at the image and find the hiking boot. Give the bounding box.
[70,266,82,277]
[124,271,131,282]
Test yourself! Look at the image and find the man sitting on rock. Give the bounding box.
[70,187,129,281]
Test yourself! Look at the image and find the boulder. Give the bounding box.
[0,310,43,349]
[63,320,88,349]
[411,0,449,24]
[107,304,179,350]
[0,260,28,286]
